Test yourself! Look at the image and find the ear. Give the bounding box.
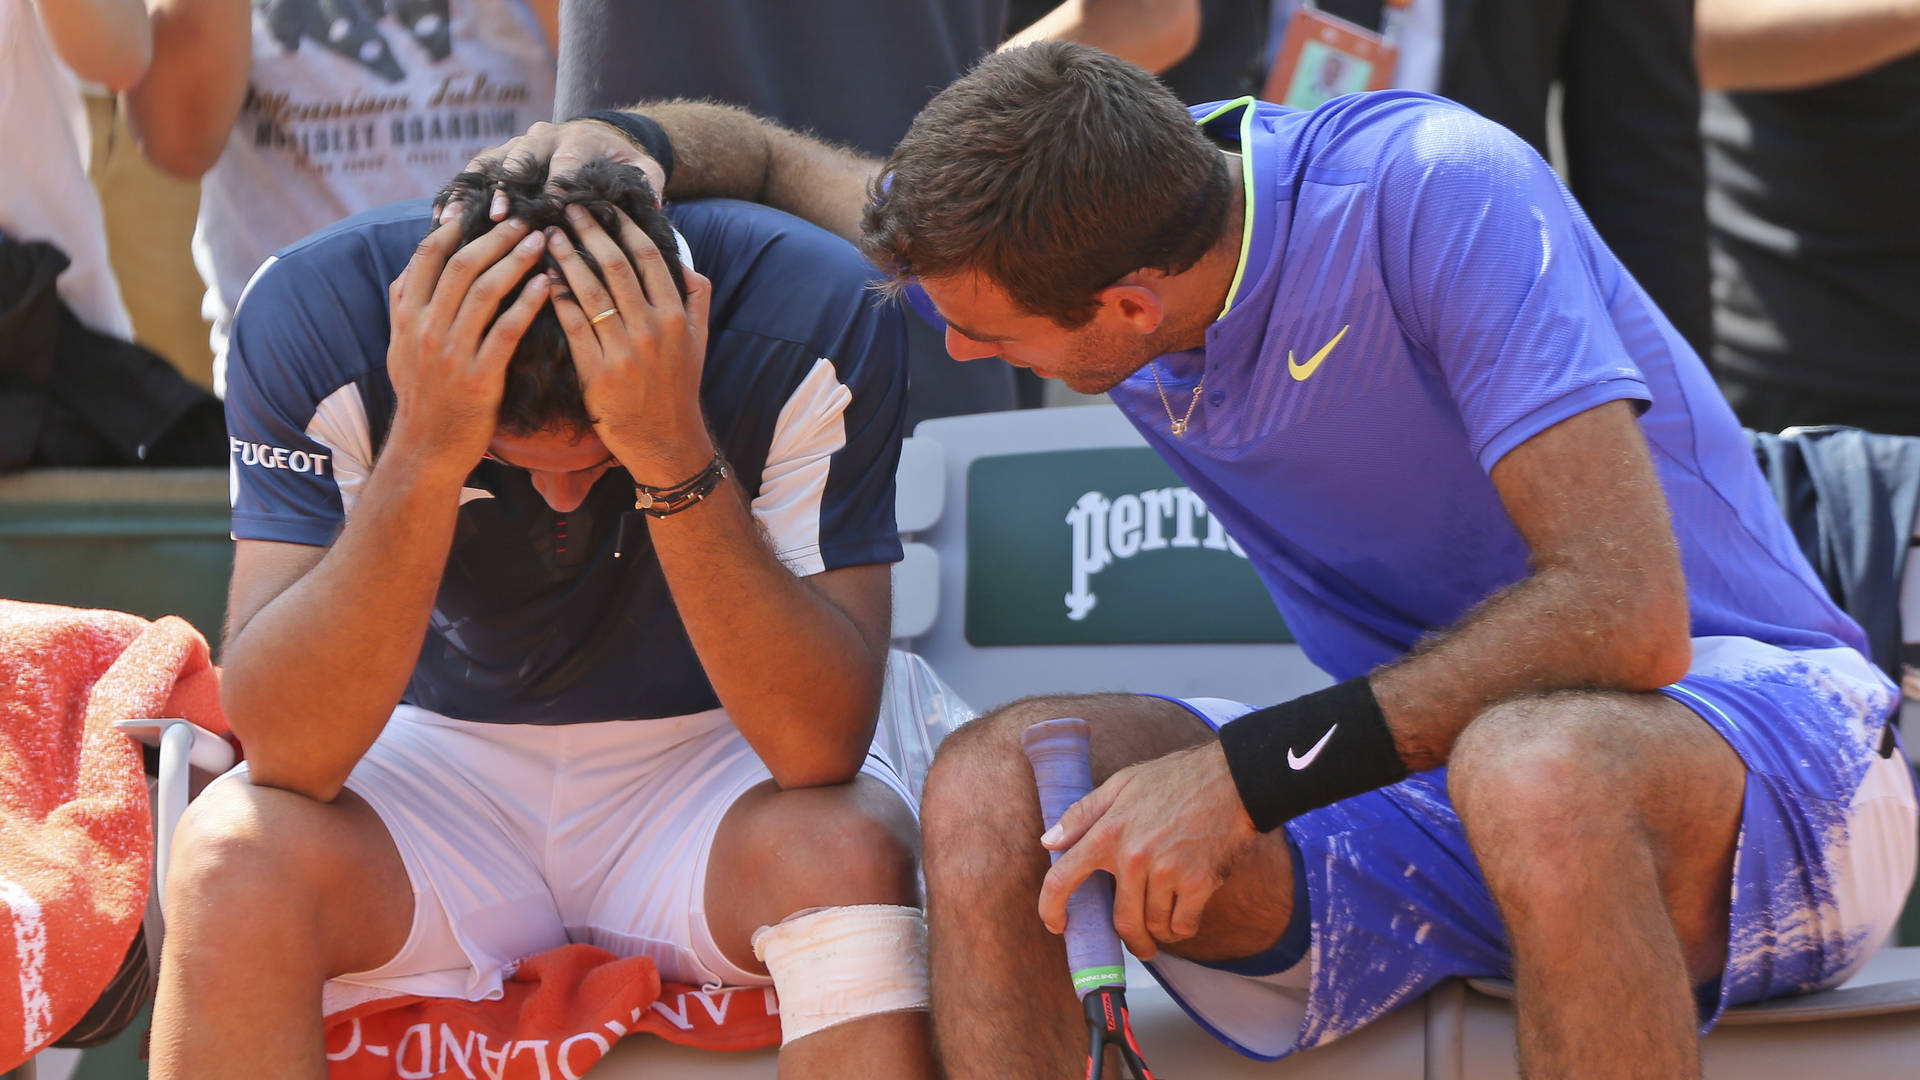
[1096,282,1166,336]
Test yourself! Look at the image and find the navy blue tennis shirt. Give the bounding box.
[225,197,909,725]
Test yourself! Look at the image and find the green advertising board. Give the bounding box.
[0,469,233,648]
[965,448,1292,646]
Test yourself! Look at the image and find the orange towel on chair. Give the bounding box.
[323,944,781,1079]
[0,600,226,1069]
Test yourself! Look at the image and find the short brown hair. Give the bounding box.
[436,157,687,435]
[861,42,1230,327]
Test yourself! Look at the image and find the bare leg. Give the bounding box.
[149,778,414,1080]
[920,695,1299,1080]
[1449,691,1744,1080]
[702,775,932,1080]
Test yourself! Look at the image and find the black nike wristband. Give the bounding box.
[1217,677,1406,833]
[569,110,675,187]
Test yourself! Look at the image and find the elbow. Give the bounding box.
[122,105,226,179]
[72,51,150,96]
[1631,628,1693,690]
[1158,0,1203,68]
[1693,44,1748,93]
[97,54,152,96]
[219,685,350,803]
[1615,589,1692,690]
[764,719,876,791]
[766,739,870,790]
[239,758,348,804]
[769,761,865,791]
[141,137,224,181]
[1129,0,1201,73]
[74,31,152,93]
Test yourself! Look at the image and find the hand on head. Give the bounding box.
[384,216,551,472]
[387,155,710,481]
[441,120,667,226]
[540,202,714,485]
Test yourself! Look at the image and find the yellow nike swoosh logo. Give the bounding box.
[1287,324,1350,381]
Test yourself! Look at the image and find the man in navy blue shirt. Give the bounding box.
[151,159,936,1079]
[468,45,1916,1080]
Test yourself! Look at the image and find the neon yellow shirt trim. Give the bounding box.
[1194,96,1259,321]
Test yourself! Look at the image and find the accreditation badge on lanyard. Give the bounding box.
[1260,1,1405,111]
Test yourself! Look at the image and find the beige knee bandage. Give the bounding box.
[750,903,930,1046]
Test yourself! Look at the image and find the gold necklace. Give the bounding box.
[1149,361,1204,437]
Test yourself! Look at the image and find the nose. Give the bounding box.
[531,470,597,514]
[944,325,999,363]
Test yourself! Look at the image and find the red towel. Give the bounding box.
[0,600,227,1069]
[323,945,780,1079]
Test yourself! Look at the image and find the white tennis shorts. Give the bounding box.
[244,704,913,1004]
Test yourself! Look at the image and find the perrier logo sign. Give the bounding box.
[965,448,1293,646]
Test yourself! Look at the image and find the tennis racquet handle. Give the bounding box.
[1022,717,1127,999]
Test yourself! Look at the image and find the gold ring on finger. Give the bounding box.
[590,307,619,326]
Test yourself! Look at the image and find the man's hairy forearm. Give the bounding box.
[1370,561,1692,771]
[1697,0,1920,90]
[638,100,880,244]
[644,478,887,788]
[221,452,466,800]
[1363,404,1693,771]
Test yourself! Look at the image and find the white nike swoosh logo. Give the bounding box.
[1287,724,1338,770]
[458,487,495,505]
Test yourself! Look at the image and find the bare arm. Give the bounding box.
[221,463,468,799]
[461,104,880,244]
[1369,400,1692,768]
[31,0,151,91]
[544,208,891,787]
[646,486,891,788]
[1697,0,1920,90]
[121,0,250,178]
[1003,0,1201,73]
[221,220,552,800]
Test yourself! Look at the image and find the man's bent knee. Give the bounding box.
[1447,692,1743,973]
[922,698,1082,839]
[164,777,412,975]
[928,693,1211,799]
[709,777,922,962]
[1450,691,1740,832]
[930,695,1096,772]
[168,781,327,922]
[754,779,920,903]
[1448,693,1646,828]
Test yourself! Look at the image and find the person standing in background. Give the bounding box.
[557,0,1003,161]
[127,0,557,394]
[1697,0,1920,436]
[1258,0,1712,359]
[2,0,150,339]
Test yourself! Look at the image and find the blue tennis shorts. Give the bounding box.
[1142,636,1918,1059]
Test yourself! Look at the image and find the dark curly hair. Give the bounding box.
[435,156,688,435]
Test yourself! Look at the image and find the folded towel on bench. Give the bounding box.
[323,944,781,1079]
